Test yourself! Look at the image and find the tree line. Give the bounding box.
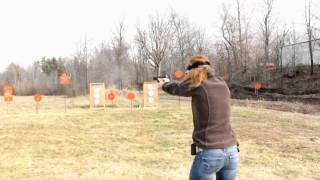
[1,0,319,96]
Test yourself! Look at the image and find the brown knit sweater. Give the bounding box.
[162,69,237,149]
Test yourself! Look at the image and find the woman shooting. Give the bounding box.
[159,55,239,180]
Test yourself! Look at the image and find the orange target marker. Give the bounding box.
[175,70,184,79]
[255,82,262,97]
[127,92,135,100]
[255,82,262,91]
[127,92,135,110]
[59,73,70,86]
[34,94,42,113]
[59,73,70,112]
[4,93,13,102]
[4,86,13,94]
[175,70,184,106]
[34,94,42,102]
[108,92,115,101]
[107,92,116,107]
[3,86,13,102]
[3,86,13,113]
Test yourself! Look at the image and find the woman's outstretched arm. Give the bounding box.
[162,79,194,97]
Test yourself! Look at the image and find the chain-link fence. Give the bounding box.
[281,39,320,75]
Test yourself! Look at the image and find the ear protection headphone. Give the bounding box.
[186,62,211,70]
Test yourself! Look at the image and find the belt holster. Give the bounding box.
[191,144,197,155]
[191,144,204,155]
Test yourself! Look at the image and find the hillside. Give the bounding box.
[231,66,320,104]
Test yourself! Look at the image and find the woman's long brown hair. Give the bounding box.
[183,55,210,89]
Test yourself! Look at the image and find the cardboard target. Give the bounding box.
[148,91,154,97]
[147,85,153,91]
[148,97,154,103]
[143,82,159,107]
[89,83,106,109]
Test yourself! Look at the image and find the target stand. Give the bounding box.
[143,82,159,108]
[89,83,106,109]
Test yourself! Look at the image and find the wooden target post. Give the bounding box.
[107,91,116,107]
[143,82,159,108]
[89,83,106,109]
[3,86,13,114]
[127,92,135,110]
[255,82,262,97]
[34,94,42,113]
[59,73,70,112]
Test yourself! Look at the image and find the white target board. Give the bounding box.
[90,83,106,109]
[143,82,159,107]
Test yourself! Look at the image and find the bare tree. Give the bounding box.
[260,0,274,66]
[243,20,252,73]
[214,42,230,77]
[87,43,111,83]
[219,1,254,82]
[221,4,238,80]
[305,0,315,75]
[276,28,289,71]
[293,30,298,75]
[3,64,23,93]
[135,15,173,76]
[83,37,88,94]
[170,12,210,73]
[170,12,191,70]
[112,21,130,89]
[74,36,90,94]
[224,41,233,82]
[192,28,210,55]
[132,47,150,88]
[236,0,243,66]
[236,0,253,75]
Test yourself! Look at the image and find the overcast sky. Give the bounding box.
[0,0,315,72]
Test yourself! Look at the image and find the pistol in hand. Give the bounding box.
[153,75,170,83]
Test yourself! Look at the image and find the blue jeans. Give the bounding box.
[189,145,239,180]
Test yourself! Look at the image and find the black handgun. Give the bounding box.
[153,75,169,82]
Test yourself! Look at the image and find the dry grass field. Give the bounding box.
[0,95,319,180]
